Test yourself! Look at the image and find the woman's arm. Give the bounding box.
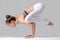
[25,6,34,14]
[18,14,29,24]
[18,14,36,38]
[25,22,36,38]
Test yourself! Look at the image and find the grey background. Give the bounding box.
[0,0,60,37]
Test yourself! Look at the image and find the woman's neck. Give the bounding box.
[16,20,20,24]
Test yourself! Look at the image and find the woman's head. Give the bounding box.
[6,15,16,27]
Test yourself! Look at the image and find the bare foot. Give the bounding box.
[47,21,54,26]
[24,35,34,38]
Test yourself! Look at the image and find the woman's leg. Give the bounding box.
[25,22,36,38]
[25,3,43,22]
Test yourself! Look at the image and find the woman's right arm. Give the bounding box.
[17,14,29,24]
[25,6,34,14]
[25,22,36,38]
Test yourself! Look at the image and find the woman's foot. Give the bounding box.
[24,35,34,38]
[47,21,53,26]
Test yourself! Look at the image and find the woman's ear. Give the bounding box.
[6,22,10,26]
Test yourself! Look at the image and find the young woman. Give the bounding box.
[5,2,53,38]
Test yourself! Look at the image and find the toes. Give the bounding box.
[48,21,54,26]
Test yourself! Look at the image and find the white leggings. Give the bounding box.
[25,2,49,24]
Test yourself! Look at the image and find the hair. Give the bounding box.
[6,15,16,24]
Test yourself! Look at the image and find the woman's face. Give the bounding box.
[7,21,16,28]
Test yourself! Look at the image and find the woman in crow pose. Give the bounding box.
[5,2,53,38]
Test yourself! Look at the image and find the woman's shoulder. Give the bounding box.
[18,13,24,18]
[17,13,24,20]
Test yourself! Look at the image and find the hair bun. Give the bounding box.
[6,15,11,19]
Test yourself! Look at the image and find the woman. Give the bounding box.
[5,2,53,38]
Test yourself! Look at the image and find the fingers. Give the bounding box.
[24,35,34,38]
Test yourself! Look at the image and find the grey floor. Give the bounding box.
[0,0,60,37]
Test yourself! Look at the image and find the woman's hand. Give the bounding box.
[24,35,34,38]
